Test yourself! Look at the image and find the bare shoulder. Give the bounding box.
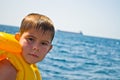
[0,59,17,80]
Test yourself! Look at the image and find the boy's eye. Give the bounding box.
[41,42,49,46]
[27,37,34,42]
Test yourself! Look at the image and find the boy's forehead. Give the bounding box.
[26,28,52,38]
[34,28,52,34]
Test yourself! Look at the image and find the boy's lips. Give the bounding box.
[28,53,39,58]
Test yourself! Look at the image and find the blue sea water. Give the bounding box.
[0,24,120,80]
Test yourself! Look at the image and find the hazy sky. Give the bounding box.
[0,0,120,39]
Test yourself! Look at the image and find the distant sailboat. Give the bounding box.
[79,31,83,35]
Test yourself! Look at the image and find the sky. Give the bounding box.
[0,0,120,39]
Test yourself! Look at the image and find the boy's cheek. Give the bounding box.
[19,39,28,46]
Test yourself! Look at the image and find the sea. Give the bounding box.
[0,24,120,80]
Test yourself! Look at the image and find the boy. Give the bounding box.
[0,13,55,80]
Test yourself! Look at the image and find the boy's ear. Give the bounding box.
[15,33,20,41]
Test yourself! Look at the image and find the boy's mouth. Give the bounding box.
[28,53,39,58]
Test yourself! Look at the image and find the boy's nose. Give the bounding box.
[32,47,40,53]
[32,43,40,52]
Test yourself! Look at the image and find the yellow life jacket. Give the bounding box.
[0,32,42,80]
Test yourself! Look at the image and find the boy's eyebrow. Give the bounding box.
[27,34,36,39]
[41,40,51,44]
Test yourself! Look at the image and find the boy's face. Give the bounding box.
[16,29,52,64]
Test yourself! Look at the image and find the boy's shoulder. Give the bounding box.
[0,59,17,80]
